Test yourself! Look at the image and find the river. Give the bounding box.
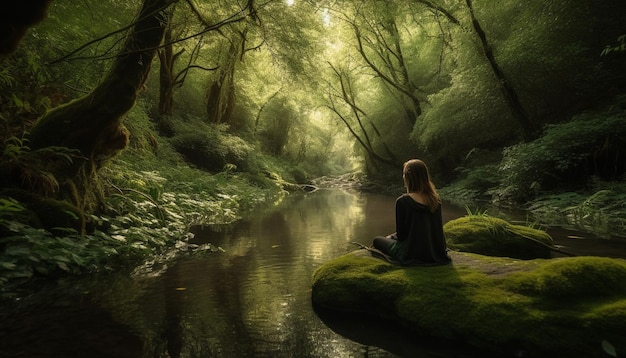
[1,189,625,357]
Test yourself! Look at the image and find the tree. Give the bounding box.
[157,4,182,116]
[350,4,423,126]
[205,31,243,125]
[155,1,247,118]
[324,61,398,168]
[320,0,445,172]
[463,0,538,139]
[178,1,255,126]
[25,0,175,212]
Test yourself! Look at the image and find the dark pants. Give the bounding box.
[373,235,396,255]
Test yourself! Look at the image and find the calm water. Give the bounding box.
[1,189,625,358]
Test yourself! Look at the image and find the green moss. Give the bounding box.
[312,251,626,357]
[444,215,554,259]
[311,255,408,315]
[504,257,626,298]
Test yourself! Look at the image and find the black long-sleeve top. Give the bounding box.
[389,194,451,265]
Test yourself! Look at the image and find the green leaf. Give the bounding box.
[57,262,70,271]
[102,247,118,255]
[1,262,17,270]
[602,340,617,357]
[9,268,33,279]
[53,255,70,263]
[111,234,126,242]
[5,246,31,256]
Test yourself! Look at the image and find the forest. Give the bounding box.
[1,0,625,290]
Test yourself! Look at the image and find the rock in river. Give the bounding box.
[311,219,626,357]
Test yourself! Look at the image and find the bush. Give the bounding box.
[168,119,252,173]
[497,108,626,203]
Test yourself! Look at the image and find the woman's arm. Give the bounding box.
[395,197,409,241]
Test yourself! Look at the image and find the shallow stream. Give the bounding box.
[1,189,624,357]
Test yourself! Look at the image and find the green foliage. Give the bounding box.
[0,155,284,290]
[0,198,24,222]
[0,221,123,286]
[415,60,515,155]
[0,98,286,290]
[168,117,253,173]
[0,51,53,141]
[26,0,139,93]
[409,0,626,178]
[497,110,626,203]
[478,0,626,120]
[0,136,83,196]
[257,96,295,156]
[122,99,159,153]
[439,163,501,206]
[528,183,626,239]
[564,190,621,238]
[169,130,217,168]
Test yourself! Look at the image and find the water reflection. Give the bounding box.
[160,189,407,357]
[1,189,624,358]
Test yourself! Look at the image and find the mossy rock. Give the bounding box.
[311,250,626,357]
[444,215,554,259]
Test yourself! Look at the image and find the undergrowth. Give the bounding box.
[0,105,290,294]
[440,102,626,240]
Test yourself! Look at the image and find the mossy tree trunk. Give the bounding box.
[206,29,247,125]
[27,0,175,212]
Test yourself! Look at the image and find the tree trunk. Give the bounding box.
[206,40,238,125]
[465,0,539,140]
[27,0,174,211]
[158,21,176,116]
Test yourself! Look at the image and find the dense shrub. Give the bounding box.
[497,108,626,203]
[168,119,253,173]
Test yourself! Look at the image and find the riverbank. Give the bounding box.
[0,151,289,296]
[439,180,626,241]
[434,105,626,241]
[309,170,626,242]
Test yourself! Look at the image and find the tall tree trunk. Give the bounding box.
[206,66,236,125]
[27,0,175,211]
[158,17,176,116]
[206,40,238,124]
[465,0,539,140]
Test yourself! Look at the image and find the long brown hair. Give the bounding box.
[403,159,440,212]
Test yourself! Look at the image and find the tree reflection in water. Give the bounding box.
[1,189,619,358]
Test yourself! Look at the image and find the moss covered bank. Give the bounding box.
[311,219,626,357]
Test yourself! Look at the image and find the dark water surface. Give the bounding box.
[1,189,625,358]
